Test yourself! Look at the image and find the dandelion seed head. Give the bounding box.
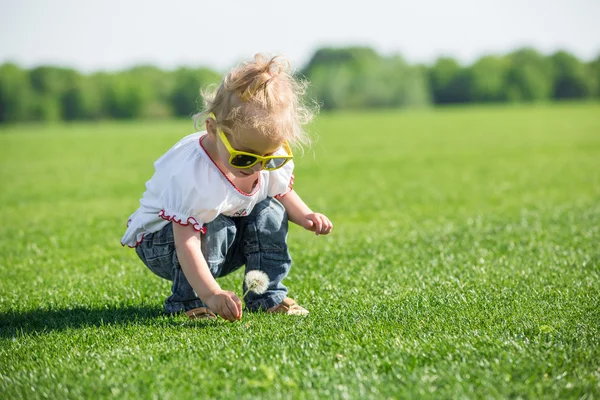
[245,270,269,295]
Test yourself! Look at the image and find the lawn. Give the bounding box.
[1,103,599,399]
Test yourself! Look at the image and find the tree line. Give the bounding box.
[1,46,598,123]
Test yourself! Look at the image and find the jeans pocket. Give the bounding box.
[139,239,175,281]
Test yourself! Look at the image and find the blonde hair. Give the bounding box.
[194,53,316,148]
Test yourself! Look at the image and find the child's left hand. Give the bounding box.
[302,213,333,235]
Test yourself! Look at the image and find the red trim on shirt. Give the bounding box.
[121,233,145,248]
[121,218,145,247]
[120,212,207,248]
[274,173,295,199]
[158,210,206,234]
[198,135,261,197]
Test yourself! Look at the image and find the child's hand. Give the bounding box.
[205,290,242,322]
[302,213,333,235]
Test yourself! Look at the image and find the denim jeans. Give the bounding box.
[135,197,291,314]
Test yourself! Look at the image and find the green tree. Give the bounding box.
[29,66,82,121]
[86,72,114,119]
[504,48,554,102]
[0,63,35,122]
[428,58,473,104]
[302,46,383,109]
[467,55,509,102]
[302,63,353,110]
[171,67,221,117]
[550,50,591,99]
[386,58,430,107]
[61,71,107,120]
[429,57,462,104]
[302,47,380,77]
[303,46,429,109]
[126,66,175,118]
[448,69,473,104]
[102,73,151,119]
[341,53,385,108]
[587,54,600,98]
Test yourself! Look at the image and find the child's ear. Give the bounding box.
[205,116,216,136]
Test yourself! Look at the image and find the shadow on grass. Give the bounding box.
[0,305,213,338]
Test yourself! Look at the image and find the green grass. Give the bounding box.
[1,103,599,399]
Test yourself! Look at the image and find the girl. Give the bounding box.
[120,54,333,322]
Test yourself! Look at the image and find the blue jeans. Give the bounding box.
[135,197,291,314]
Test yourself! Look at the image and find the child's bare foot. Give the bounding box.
[267,298,309,315]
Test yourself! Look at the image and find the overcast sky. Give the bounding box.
[1,0,599,73]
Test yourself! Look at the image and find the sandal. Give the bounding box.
[267,298,309,316]
[185,307,217,320]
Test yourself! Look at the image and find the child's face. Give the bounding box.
[215,125,283,178]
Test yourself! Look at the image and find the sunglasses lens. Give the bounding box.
[265,158,289,170]
[231,154,257,167]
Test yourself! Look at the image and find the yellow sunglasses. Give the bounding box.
[210,113,293,171]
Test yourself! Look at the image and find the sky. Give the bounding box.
[1,0,599,73]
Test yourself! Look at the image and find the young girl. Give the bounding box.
[120,54,332,322]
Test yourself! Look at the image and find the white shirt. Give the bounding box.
[120,131,294,248]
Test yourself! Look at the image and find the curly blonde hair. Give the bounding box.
[194,53,316,148]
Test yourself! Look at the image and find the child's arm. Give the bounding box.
[278,190,333,235]
[172,223,242,321]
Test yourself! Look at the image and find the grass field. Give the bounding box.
[1,103,599,399]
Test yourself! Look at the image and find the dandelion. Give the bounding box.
[243,270,269,297]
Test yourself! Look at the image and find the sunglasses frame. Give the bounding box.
[216,127,293,171]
